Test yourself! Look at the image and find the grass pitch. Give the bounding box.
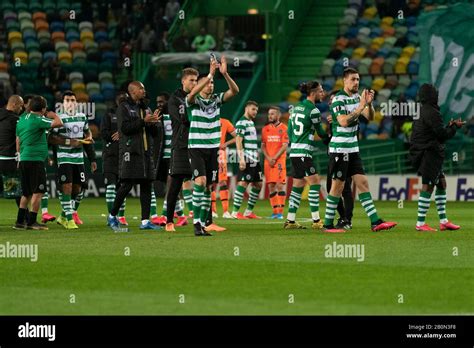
[0,197,472,315]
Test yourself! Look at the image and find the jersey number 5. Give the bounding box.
[293,113,305,136]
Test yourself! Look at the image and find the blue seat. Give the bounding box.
[369,27,382,38]
[59,81,71,91]
[43,51,57,61]
[90,93,105,103]
[102,89,115,101]
[346,26,359,38]
[94,31,108,43]
[65,30,80,42]
[408,61,419,74]
[50,21,64,32]
[332,60,345,76]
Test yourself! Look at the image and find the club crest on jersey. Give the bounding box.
[200,101,217,114]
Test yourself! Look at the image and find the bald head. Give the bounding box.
[127,81,146,102]
[6,95,24,114]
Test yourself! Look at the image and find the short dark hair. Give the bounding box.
[62,90,76,101]
[299,80,321,95]
[268,105,281,113]
[343,67,359,78]
[157,92,170,100]
[197,73,209,81]
[246,100,259,108]
[29,95,47,112]
[23,94,34,105]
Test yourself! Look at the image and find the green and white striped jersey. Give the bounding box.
[53,112,89,165]
[185,92,224,149]
[288,99,323,158]
[235,115,259,163]
[162,113,172,159]
[329,89,360,153]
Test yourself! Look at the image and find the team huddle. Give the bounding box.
[3,56,462,234]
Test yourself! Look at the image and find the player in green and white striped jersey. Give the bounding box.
[284,81,329,230]
[231,100,263,220]
[324,68,397,232]
[51,91,93,229]
[185,55,239,236]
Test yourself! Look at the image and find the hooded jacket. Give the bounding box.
[117,95,158,180]
[409,84,456,181]
[0,108,19,159]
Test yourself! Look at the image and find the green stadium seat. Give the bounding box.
[18,11,32,21]
[72,50,87,63]
[358,57,372,74]
[79,21,93,31]
[20,20,34,32]
[376,88,391,104]
[69,71,84,83]
[28,51,42,65]
[6,20,20,32]
[87,82,101,95]
[15,1,28,12]
[10,41,26,54]
[382,56,396,74]
[98,71,113,83]
[55,41,69,53]
[65,21,79,31]
[28,1,42,12]
[397,75,411,89]
[0,53,5,62]
[25,40,40,52]
[0,2,14,12]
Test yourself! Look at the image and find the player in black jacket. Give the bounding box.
[101,92,128,225]
[409,83,464,231]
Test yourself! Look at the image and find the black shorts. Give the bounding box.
[58,163,87,188]
[422,171,445,185]
[19,161,47,196]
[156,158,170,182]
[291,156,318,179]
[169,147,192,177]
[328,152,365,181]
[237,162,263,182]
[0,159,17,174]
[104,172,118,186]
[189,148,219,184]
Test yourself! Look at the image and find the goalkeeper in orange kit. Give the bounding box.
[261,106,288,219]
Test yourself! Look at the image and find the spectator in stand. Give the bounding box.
[153,7,171,51]
[173,28,191,52]
[222,29,235,51]
[136,24,157,53]
[118,16,134,42]
[165,0,180,23]
[10,76,22,96]
[191,28,216,53]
